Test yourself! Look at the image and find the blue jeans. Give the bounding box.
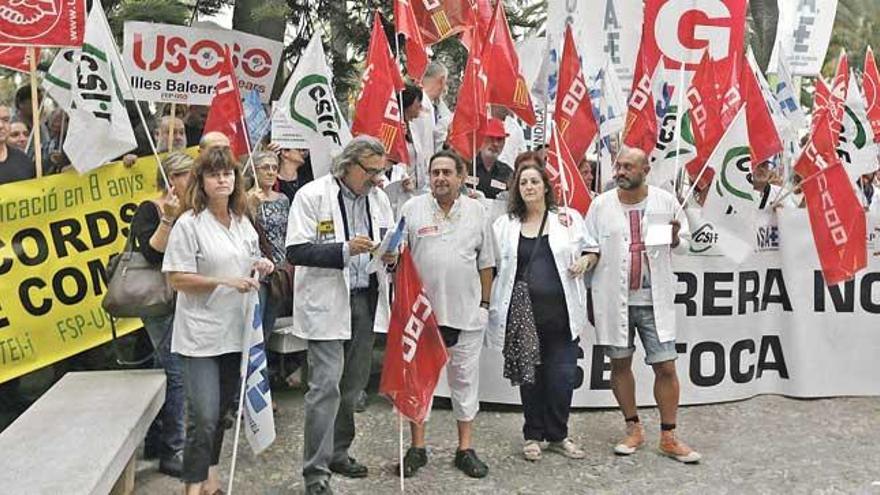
[142,314,185,459]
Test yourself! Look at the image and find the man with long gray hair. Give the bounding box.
[286,135,397,494]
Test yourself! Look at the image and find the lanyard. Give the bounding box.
[335,179,373,242]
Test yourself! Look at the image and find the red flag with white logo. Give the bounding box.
[740,58,782,165]
[0,45,38,72]
[481,1,536,126]
[352,12,408,163]
[0,0,85,47]
[380,248,448,424]
[554,25,598,163]
[394,0,428,81]
[863,46,880,142]
[203,46,248,157]
[446,33,488,159]
[685,52,728,188]
[794,114,867,285]
[622,44,658,156]
[547,128,592,216]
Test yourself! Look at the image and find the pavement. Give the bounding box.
[134,389,880,495]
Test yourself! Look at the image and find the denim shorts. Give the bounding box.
[605,306,678,364]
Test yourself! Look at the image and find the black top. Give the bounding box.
[476,154,511,200]
[515,233,570,334]
[0,146,37,185]
[130,201,166,266]
[275,162,314,203]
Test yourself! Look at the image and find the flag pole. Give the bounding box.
[226,291,255,495]
[398,411,405,492]
[28,47,43,178]
[391,15,414,190]
[673,61,688,197]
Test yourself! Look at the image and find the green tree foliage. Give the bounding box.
[825,0,880,75]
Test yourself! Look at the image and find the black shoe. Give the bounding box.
[454,449,488,478]
[396,447,428,478]
[158,451,183,478]
[329,457,368,478]
[354,390,368,413]
[305,479,333,495]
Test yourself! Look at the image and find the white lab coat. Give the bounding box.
[408,91,441,191]
[486,207,593,350]
[285,174,393,340]
[583,187,689,347]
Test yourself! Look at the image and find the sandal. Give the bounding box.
[522,440,542,461]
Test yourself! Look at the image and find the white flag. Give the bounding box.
[241,288,276,454]
[701,108,757,264]
[589,57,627,192]
[837,72,879,181]
[768,0,839,76]
[42,49,78,110]
[63,0,137,174]
[271,33,351,178]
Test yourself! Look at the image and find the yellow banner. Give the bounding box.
[0,153,173,383]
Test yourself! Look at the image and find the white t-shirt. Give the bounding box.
[400,194,495,331]
[162,209,262,357]
[620,198,652,306]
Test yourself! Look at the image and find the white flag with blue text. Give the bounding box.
[241,289,276,454]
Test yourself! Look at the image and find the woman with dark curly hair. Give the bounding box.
[487,162,594,463]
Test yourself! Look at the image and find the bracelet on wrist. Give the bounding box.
[479,301,490,309]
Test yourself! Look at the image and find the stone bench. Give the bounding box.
[0,370,165,495]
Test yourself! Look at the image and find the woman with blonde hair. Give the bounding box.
[163,147,274,495]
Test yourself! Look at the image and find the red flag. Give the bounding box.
[0,0,85,47]
[794,120,867,285]
[481,1,536,126]
[740,58,782,165]
[352,12,408,163]
[446,39,488,159]
[203,47,248,157]
[459,0,492,52]
[863,46,880,142]
[394,0,428,81]
[379,248,448,424]
[812,77,831,133]
[410,0,472,45]
[0,46,38,72]
[547,129,592,216]
[685,52,727,187]
[554,26,598,163]
[623,44,658,155]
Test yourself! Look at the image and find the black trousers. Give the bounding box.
[518,331,579,443]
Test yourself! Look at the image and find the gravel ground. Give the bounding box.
[135,390,880,494]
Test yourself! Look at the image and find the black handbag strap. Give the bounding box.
[522,209,549,280]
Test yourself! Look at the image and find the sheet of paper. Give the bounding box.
[645,224,673,246]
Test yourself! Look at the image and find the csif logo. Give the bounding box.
[288,74,344,146]
[689,222,718,253]
[716,145,752,201]
[132,34,273,78]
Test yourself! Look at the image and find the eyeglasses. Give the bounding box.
[357,161,386,177]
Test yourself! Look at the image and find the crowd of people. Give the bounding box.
[1,58,880,495]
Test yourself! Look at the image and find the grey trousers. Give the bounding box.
[302,290,378,484]
[181,353,240,483]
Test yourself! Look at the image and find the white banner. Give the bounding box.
[768,0,839,76]
[437,211,880,406]
[122,21,283,105]
[546,0,642,93]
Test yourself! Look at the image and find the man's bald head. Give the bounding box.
[199,131,230,153]
[613,146,651,190]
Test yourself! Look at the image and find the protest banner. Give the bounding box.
[122,21,283,105]
[437,211,880,406]
[0,153,176,383]
[768,0,839,76]
[546,0,642,90]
